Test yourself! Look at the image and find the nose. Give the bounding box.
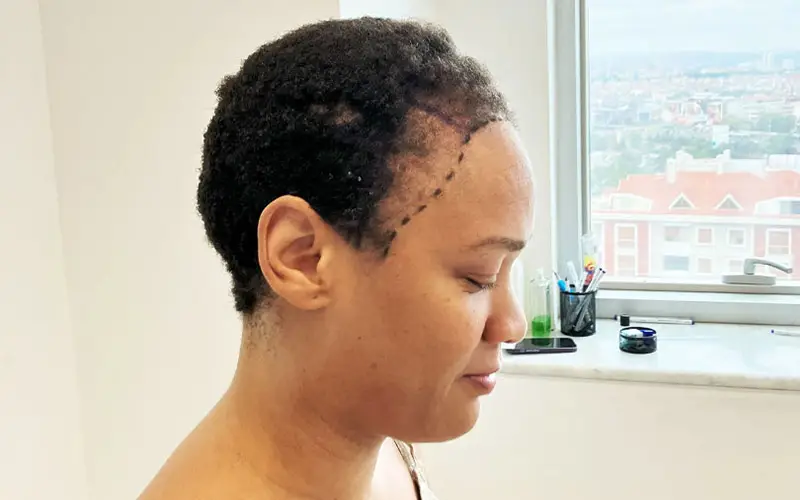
[482,283,527,344]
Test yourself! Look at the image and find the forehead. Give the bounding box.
[390,122,535,250]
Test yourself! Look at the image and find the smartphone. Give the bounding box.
[503,337,578,355]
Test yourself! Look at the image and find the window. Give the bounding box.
[766,228,792,257]
[664,225,690,243]
[663,255,690,272]
[579,0,800,285]
[696,227,714,246]
[728,228,746,248]
[779,199,800,215]
[756,197,800,215]
[669,194,694,210]
[765,228,792,277]
[716,195,743,211]
[697,257,714,275]
[552,0,800,325]
[615,224,637,250]
[614,224,638,276]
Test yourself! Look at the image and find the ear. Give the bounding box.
[256,196,334,310]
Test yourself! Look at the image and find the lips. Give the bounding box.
[462,368,500,393]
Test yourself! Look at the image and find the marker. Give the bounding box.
[613,315,695,326]
[771,329,800,338]
[581,269,594,292]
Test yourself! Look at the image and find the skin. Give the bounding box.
[139,121,534,500]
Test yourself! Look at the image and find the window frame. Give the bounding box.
[614,223,639,276]
[727,227,746,248]
[766,228,792,256]
[765,228,793,273]
[664,224,691,244]
[550,0,800,325]
[696,226,714,246]
[696,257,714,275]
[663,255,691,274]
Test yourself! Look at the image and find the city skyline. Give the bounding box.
[589,0,800,54]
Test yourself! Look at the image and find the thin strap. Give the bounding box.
[393,440,423,498]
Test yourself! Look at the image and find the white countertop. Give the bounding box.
[501,320,800,392]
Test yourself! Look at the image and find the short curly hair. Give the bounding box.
[198,17,510,314]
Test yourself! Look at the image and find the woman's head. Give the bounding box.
[198,18,534,442]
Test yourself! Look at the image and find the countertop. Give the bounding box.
[501,320,800,391]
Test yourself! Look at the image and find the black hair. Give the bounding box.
[197,17,510,314]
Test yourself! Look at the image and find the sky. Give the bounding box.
[588,0,800,54]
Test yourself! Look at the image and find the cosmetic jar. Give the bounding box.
[619,326,657,354]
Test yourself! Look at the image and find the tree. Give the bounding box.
[766,134,799,154]
[755,114,796,134]
[592,150,641,194]
[731,139,765,159]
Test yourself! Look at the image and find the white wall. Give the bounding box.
[340,0,435,19]
[421,374,800,500]
[37,1,338,498]
[0,1,87,499]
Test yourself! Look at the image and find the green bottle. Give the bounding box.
[529,268,553,337]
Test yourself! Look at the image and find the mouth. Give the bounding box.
[462,368,500,394]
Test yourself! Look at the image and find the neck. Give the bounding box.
[216,330,383,500]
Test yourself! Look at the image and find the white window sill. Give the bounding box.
[502,320,800,392]
[595,289,800,326]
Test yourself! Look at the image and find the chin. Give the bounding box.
[413,398,482,443]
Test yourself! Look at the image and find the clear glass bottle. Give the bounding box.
[528,268,553,337]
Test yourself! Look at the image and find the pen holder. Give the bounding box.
[560,290,596,337]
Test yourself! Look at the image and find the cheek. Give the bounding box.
[370,275,488,375]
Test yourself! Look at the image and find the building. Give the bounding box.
[593,151,800,280]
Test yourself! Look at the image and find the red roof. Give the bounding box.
[598,169,800,217]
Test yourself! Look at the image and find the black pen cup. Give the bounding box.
[559,290,597,337]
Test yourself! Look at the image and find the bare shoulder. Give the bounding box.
[139,449,268,500]
[137,421,268,500]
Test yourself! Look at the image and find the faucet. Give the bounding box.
[722,257,793,286]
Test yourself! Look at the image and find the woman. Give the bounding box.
[140,17,533,500]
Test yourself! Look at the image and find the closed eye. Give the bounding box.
[465,278,498,292]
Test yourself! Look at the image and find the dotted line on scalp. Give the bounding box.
[381,115,501,256]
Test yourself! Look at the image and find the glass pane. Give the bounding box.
[587,0,800,282]
[728,229,746,247]
[768,230,791,249]
[663,255,690,272]
[697,228,713,245]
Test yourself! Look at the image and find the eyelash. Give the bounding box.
[465,278,498,292]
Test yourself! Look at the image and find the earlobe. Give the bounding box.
[256,196,332,310]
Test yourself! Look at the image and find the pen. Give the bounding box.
[553,271,567,292]
[614,315,695,326]
[771,329,800,338]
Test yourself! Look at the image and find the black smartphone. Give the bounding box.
[503,337,578,355]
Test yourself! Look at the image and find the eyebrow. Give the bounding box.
[466,236,527,253]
